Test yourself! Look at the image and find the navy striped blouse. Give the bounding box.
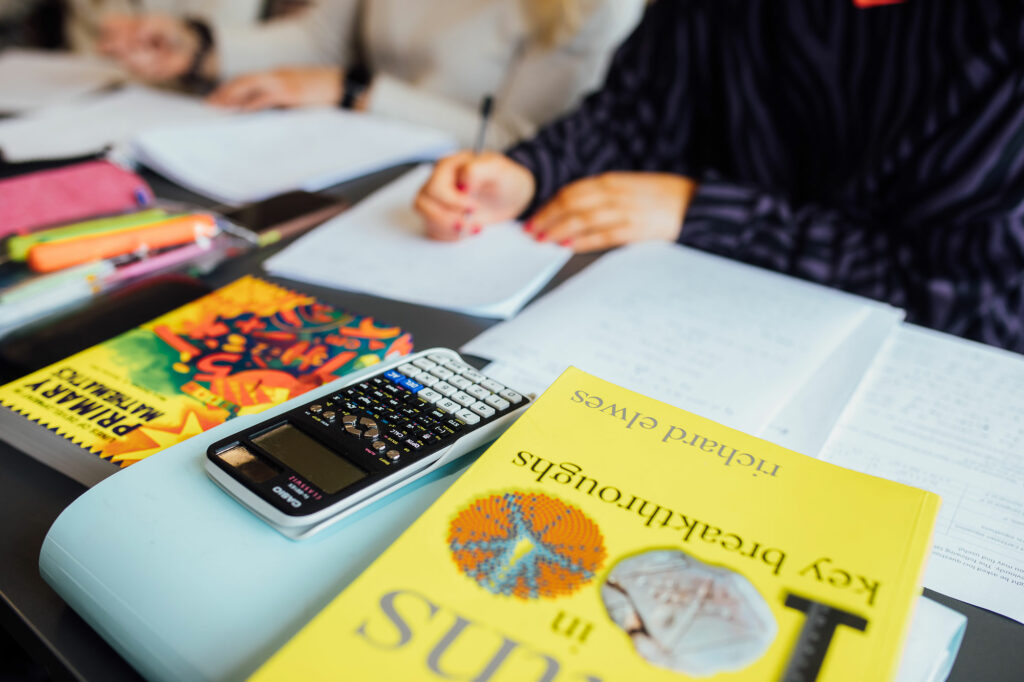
[508,0,1024,352]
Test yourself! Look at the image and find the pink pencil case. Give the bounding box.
[0,160,153,238]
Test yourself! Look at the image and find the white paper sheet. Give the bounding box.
[463,242,901,442]
[819,325,1024,624]
[0,49,125,113]
[263,166,572,318]
[133,108,457,204]
[0,85,226,161]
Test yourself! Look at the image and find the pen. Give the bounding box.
[472,94,494,156]
[464,94,494,235]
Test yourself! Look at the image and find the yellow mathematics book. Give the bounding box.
[252,368,940,682]
[0,276,412,486]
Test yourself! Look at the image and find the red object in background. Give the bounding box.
[0,160,152,238]
[852,0,906,7]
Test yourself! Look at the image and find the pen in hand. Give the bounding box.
[462,94,494,236]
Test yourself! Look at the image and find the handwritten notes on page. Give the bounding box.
[133,108,456,204]
[464,242,902,445]
[818,324,1024,624]
[0,49,124,113]
[0,86,225,161]
[263,166,571,318]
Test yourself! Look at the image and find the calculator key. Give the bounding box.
[426,408,447,422]
[484,394,510,411]
[427,352,453,363]
[397,364,421,378]
[412,358,437,370]
[385,449,401,461]
[386,427,407,441]
[480,379,505,393]
[381,383,403,397]
[415,373,439,387]
[418,388,442,404]
[404,439,424,451]
[364,426,380,439]
[371,440,386,452]
[465,384,490,400]
[433,423,456,438]
[462,369,486,383]
[470,402,496,419]
[452,391,476,407]
[400,378,424,393]
[444,361,472,374]
[455,409,480,425]
[342,414,358,426]
[384,370,404,382]
[429,366,454,380]
[310,404,323,413]
[345,426,362,437]
[443,417,466,432]
[436,398,460,413]
[448,375,471,389]
[498,389,524,404]
[433,381,457,397]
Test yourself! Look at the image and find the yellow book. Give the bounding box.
[0,276,412,485]
[252,367,939,682]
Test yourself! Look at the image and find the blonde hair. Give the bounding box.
[522,0,594,47]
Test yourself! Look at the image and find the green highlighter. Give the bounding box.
[6,209,172,262]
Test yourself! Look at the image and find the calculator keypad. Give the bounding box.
[307,354,522,465]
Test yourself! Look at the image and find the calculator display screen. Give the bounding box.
[253,423,366,494]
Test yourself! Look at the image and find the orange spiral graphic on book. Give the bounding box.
[448,491,606,599]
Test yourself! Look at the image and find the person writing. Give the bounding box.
[96,0,644,148]
[416,0,1024,352]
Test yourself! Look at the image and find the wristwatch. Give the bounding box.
[340,64,372,109]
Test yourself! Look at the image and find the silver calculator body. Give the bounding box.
[204,348,529,540]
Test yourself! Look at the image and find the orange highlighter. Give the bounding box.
[27,214,219,273]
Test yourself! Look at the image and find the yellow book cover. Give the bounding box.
[252,367,939,682]
[0,276,412,482]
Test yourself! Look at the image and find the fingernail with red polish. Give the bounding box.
[454,221,462,233]
[472,225,482,235]
[535,233,547,242]
[559,238,572,247]
[455,181,467,192]
[523,221,534,233]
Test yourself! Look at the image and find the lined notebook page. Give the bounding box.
[818,325,1024,624]
[263,166,572,319]
[465,242,901,442]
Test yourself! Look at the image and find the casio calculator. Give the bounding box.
[205,348,530,539]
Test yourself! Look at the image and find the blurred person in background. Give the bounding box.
[96,0,645,147]
[65,0,264,54]
[416,0,1024,352]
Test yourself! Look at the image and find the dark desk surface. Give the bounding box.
[1,167,1022,682]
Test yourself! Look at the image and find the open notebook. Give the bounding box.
[463,242,1024,626]
[264,166,572,318]
[0,85,227,161]
[0,49,125,113]
[133,109,457,204]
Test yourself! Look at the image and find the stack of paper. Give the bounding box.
[263,166,572,318]
[0,85,227,161]
[0,49,125,113]
[133,108,458,204]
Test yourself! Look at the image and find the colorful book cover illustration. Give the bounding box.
[0,276,412,467]
[251,368,939,682]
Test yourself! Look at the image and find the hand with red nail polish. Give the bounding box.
[527,172,697,253]
[414,150,536,242]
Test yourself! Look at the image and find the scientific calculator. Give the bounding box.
[205,348,530,539]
